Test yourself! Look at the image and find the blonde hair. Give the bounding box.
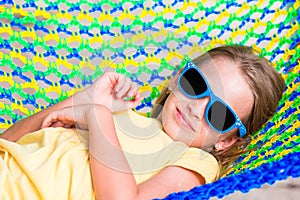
[152,45,285,178]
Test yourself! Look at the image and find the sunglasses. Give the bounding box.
[177,62,247,137]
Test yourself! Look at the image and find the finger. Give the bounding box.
[125,92,144,109]
[114,74,126,92]
[115,77,132,98]
[126,96,144,109]
[41,110,75,128]
[41,112,59,128]
[51,121,65,128]
[51,121,74,128]
[126,82,140,97]
[134,92,144,104]
[123,86,140,101]
[120,81,140,101]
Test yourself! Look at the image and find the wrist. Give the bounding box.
[72,89,92,105]
[86,105,111,120]
[73,86,108,107]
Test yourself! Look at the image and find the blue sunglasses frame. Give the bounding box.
[177,62,247,137]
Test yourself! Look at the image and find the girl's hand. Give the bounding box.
[41,105,90,130]
[74,72,143,112]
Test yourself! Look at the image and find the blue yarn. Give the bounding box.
[289,35,300,50]
[0,88,13,102]
[57,24,72,36]
[45,2,59,12]
[21,0,36,9]
[79,26,94,37]
[66,48,82,61]
[12,67,31,82]
[21,43,36,55]
[43,46,59,59]
[34,71,53,86]
[0,39,12,51]
[22,94,38,109]
[81,75,93,86]
[162,152,300,199]
[0,0,14,5]
[59,75,75,88]
[281,0,297,8]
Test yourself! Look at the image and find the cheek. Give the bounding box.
[161,107,180,139]
[161,92,221,148]
[161,98,175,135]
[191,125,222,149]
[161,93,177,123]
[189,136,212,152]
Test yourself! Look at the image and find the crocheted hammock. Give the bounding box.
[0,0,299,199]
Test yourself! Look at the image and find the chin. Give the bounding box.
[162,122,177,139]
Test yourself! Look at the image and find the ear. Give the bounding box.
[214,136,239,151]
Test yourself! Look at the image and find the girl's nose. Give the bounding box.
[187,97,210,119]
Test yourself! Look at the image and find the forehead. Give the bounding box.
[198,56,254,120]
[198,56,241,96]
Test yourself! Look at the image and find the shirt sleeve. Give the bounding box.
[170,148,219,183]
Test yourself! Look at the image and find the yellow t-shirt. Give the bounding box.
[0,110,219,199]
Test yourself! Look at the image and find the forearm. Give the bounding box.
[88,106,139,200]
[0,90,87,142]
[0,97,71,141]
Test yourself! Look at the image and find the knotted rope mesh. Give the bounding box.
[0,0,299,199]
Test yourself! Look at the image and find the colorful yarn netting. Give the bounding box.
[0,0,299,199]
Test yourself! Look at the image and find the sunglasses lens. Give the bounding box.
[180,68,207,96]
[208,101,236,131]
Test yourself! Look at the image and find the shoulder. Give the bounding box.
[171,147,219,183]
[160,165,206,187]
[137,165,205,199]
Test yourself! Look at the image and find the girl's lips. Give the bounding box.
[175,107,195,131]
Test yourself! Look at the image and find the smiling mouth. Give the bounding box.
[175,107,195,131]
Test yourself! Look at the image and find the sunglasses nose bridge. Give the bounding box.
[187,96,210,119]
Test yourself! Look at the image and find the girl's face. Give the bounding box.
[161,56,254,151]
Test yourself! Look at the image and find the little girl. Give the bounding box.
[0,45,285,199]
